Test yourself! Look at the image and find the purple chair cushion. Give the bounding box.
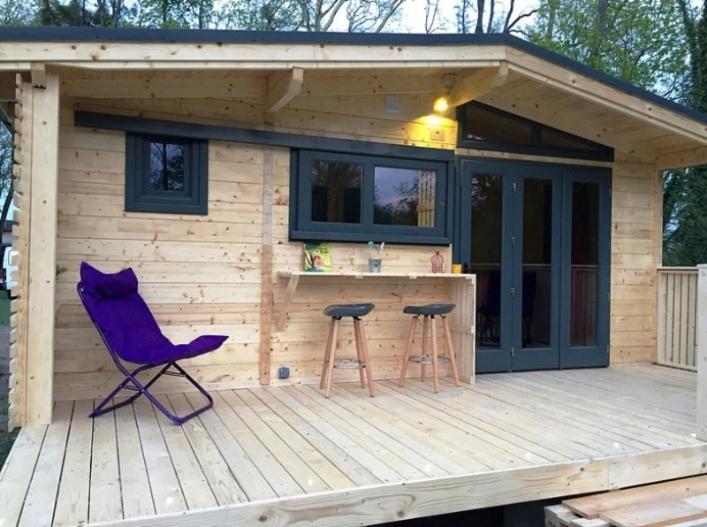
[81,263,138,298]
[79,262,228,365]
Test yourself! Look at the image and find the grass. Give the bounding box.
[0,293,9,326]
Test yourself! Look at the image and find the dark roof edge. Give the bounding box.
[2,26,706,127]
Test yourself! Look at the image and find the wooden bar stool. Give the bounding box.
[320,303,375,398]
[399,303,460,392]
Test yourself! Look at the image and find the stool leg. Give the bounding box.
[355,318,375,397]
[324,318,340,398]
[399,315,418,387]
[421,316,429,382]
[442,316,461,386]
[353,318,366,388]
[320,318,335,389]
[430,315,439,393]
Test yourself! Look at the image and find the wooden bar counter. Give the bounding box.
[275,270,477,383]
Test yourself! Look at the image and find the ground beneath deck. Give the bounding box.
[1,364,705,527]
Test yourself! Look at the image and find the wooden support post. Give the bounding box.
[697,264,707,440]
[259,147,274,385]
[448,275,476,384]
[25,73,59,425]
[30,63,46,89]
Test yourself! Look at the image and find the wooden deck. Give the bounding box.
[1,363,706,527]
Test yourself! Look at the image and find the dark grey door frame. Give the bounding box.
[456,157,611,373]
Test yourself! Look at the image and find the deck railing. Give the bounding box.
[657,266,699,371]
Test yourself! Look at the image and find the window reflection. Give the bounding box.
[373,166,436,226]
[571,182,599,346]
[522,179,553,349]
[149,142,185,191]
[470,173,503,348]
[311,160,362,223]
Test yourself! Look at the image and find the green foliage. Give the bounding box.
[221,0,301,31]
[663,168,707,266]
[527,0,707,266]
[528,0,689,97]
[662,2,707,266]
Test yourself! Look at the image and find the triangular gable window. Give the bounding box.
[457,102,613,162]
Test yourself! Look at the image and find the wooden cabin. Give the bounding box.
[2,27,707,527]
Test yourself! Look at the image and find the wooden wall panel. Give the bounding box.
[610,158,661,363]
[7,76,32,429]
[53,92,458,401]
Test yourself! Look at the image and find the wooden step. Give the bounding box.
[547,476,707,527]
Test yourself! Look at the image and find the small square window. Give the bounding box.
[126,134,208,215]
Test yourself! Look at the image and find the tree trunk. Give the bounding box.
[588,0,608,67]
[475,0,485,33]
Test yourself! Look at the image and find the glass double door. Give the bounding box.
[458,159,610,373]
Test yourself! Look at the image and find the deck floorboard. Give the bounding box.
[1,364,706,527]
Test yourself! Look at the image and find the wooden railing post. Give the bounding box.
[697,264,707,440]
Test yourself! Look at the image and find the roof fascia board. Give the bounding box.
[0,27,705,130]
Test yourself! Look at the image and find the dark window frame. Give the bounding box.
[125,133,208,215]
[457,101,614,162]
[291,149,452,245]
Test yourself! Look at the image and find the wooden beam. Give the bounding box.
[265,67,304,115]
[658,145,707,170]
[60,70,469,99]
[61,74,265,100]
[25,72,59,426]
[30,63,46,89]
[447,63,508,108]
[697,264,707,441]
[259,145,274,385]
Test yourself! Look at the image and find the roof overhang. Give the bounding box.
[1,27,706,168]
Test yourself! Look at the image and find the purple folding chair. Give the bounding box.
[77,262,228,425]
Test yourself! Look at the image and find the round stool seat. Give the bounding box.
[324,303,375,319]
[403,303,455,316]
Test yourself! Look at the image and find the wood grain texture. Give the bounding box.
[2,365,706,527]
[610,159,661,364]
[53,92,460,400]
[25,74,60,426]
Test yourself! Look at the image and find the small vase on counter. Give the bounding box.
[368,241,384,273]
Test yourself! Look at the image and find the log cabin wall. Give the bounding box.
[53,87,457,401]
[51,74,661,400]
[610,157,662,363]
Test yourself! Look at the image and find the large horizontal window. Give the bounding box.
[291,150,450,245]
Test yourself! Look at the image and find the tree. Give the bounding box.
[527,0,689,96]
[345,0,405,32]
[662,1,707,266]
[455,0,537,34]
[0,0,35,25]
